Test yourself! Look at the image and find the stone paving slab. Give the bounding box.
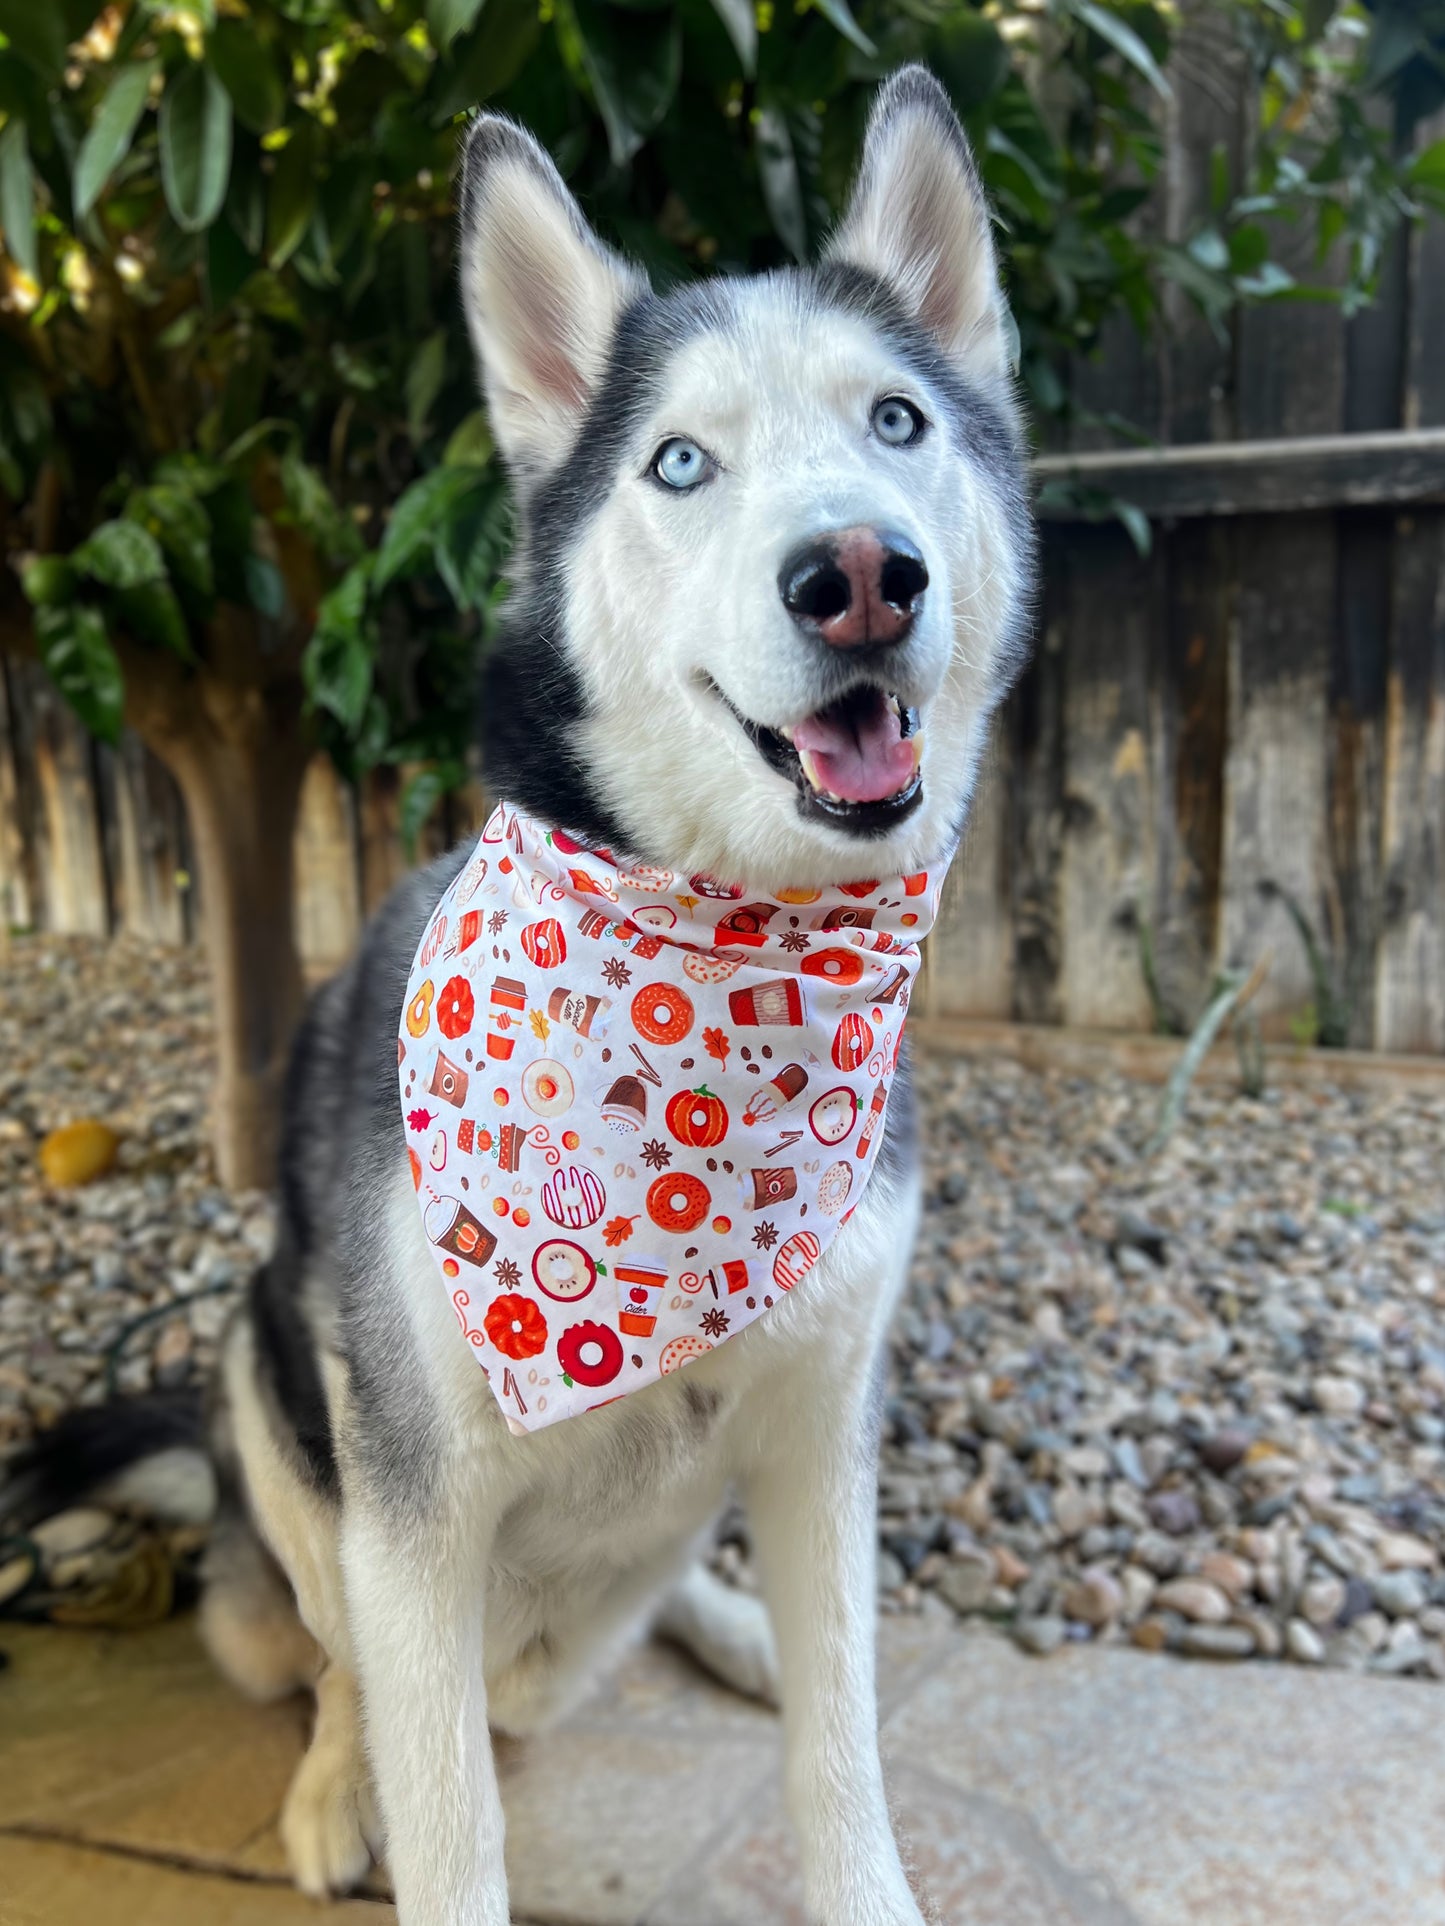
[0,1835,387,1925]
[3,1613,1445,1924]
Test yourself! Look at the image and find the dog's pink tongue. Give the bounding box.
[793,700,914,804]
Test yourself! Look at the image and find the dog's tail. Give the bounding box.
[1,1388,215,1532]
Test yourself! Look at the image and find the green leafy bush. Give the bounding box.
[1,0,1441,820]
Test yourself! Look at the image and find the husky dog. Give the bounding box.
[16,66,1032,1925]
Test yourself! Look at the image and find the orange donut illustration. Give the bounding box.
[801,946,864,988]
[659,1333,712,1373]
[521,918,567,968]
[406,978,435,1038]
[557,1319,623,1387]
[646,1171,710,1233]
[682,949,742,986]
[631,981,695,1046]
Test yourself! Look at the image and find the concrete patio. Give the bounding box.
[1,1610,1443,1925]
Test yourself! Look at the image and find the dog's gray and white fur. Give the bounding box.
[18,68,1034,1923]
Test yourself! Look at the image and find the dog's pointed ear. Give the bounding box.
[458,116,646,474]
[826,67,1008,382]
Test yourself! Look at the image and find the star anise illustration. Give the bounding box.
[779,929,810,952]
[751,1220,778,1251]
[700,1308,730,1338]
[494,1256,521,1288]
[602,956,633,988]
[488,910,507,934]
[641,1138,672,1170]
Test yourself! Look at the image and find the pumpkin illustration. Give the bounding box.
[831,1011,875,1072]
[665,1085,729,1148]
[520,918,567,968]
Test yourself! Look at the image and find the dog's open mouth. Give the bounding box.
[718,683,924,834]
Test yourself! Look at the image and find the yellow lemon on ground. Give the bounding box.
[39,1120,120,1187]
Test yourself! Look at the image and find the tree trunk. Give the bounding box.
[130,616,314,1193]
[167,726,309,1191]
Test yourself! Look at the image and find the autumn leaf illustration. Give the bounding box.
[703,1025,730,1067]
[406,1107,434,1132]
[602,1214,639,1247]
[529,1008,551,1040]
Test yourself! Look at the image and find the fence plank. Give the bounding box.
[7,661,109,937]
[1057,525,1157,1029]
[1329,512,1392,1046]
[108,734,191,944]
[1219,515,1338,1037]
[923,736,1012,1020]
[1162,0,1247,444]
[1406,108,1445,430]
[1008,535,1068,1024]
[1375,509,1445,1052]
[1151,519,1231,1029]
[292,754,361,975]
[358,766,409,915]
[0,657,37,934]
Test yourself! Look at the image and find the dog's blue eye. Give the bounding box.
[655,439,710,489]
[872,398,924,446]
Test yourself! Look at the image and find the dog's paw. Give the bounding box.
[280,1741,378,1898]
[658,1569,782,1707]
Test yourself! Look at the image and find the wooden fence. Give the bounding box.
[3,15,1444,1054]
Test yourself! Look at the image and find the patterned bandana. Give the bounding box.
[397,802,950,1434]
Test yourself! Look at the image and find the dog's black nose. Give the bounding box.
[778,528,928,649]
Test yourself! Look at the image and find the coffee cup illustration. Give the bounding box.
[728,978,804,1027]
[548,986,610,1038]
[614,1259,668,1337]
[425,1195,497,1268]
[429,1049,469,1107]
[742,1166,797,1210]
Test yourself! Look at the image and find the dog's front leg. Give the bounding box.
[342,1472,508,1926]
[747,1355,923,1926]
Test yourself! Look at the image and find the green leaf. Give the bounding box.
[1209,142,1230,217]
[435,0,542,116]
[400,765,447,857]
[305,565,374,732]
[0,120,36,279]
[927,11,1007,114]
[443,410,494,469]
[1111,498,1151,556]
[266,122,317,267]
[705,0,756,77]
[280,447,364,566]
[434,476,511,608]
[374,464,485,591]
[73,519,167,590]
[74,60,159,218]
[114,580,193,659]
[244,552,286,619]
[208,21,284,134]
[159,60,233,232]
[126,483,214,599]
[1073,1,1171,99]
[0,1,68,77]
[755,105,806,263]
[809,0,873,59]
[406,330,448,445]
[21,556,77,609]
[570,0,682,167]
[1410,139,1445,195]
[428,0,486,51]
[35,604,125,744]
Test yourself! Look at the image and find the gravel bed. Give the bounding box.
[4,934,1445,1675]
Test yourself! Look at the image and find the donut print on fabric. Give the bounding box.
[398,801,951,1435]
